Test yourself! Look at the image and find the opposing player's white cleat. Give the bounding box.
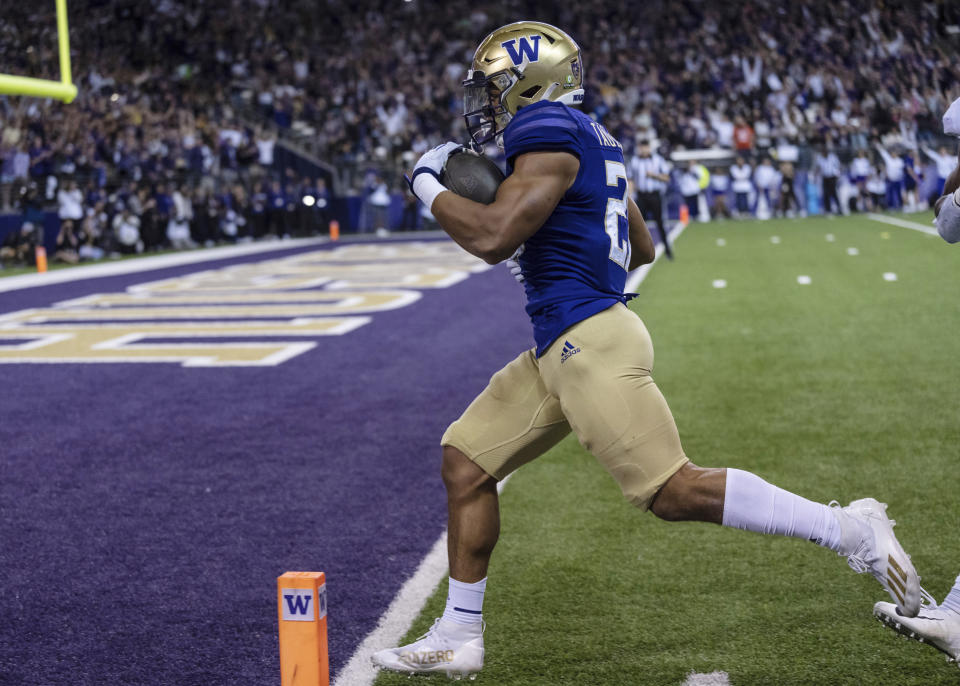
[874,599,960,667]
[371,618,484,679]
[833,498,920,617]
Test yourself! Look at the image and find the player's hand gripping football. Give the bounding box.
[407,142,462,208]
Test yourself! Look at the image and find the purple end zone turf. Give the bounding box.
[0,239,531,684]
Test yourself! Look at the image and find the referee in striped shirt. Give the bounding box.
[629,140,674,259]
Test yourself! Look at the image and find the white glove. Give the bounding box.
[412,142,461,180]
[505,257,525,283]
[407,142,461,209]
[944,96,960,136]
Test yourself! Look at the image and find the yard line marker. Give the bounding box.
[343,223,688,686]
[625,220,689,293]
[847,247,859,256]
[865,213,938,237]
[883,272,898,282]
[333,473,511,686]
[712,279,727,289]
[682,671,732,686]
[797,275,811,285]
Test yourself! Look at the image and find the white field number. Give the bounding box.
[604,160,631,270]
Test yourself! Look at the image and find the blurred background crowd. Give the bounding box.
[0,0,958,266]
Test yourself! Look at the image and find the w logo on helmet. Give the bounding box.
[500,35,541,66]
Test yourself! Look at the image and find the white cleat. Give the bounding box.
[371,618,484,679]
[834,498,920,617]
[874,599,960,667]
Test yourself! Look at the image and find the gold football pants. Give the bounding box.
[441,303,688,510]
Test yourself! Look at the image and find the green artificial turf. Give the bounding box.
[376,214,960,685]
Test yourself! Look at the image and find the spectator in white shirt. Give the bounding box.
[730,156,753,217]
[875,143,905,210]
[113,208,142,254]
[256,129,276,168]
[753,157,780,207]
[167,185,195,249]
[57,180,84,222]
[679,161,702,217]
[849,150,871,211]
[922,145,957,198]
[712,114,734,148]
[376,95,408,138]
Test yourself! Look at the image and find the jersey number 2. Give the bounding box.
[604,160,631,270]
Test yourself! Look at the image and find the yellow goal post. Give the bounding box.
[0,0,77,103]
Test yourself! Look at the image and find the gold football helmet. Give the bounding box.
[463,21,584,146]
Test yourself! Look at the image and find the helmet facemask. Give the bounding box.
[464,21,585,147]
[463,70,516,147]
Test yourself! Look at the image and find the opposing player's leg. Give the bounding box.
[540,303,921,618]
[372,350,570,677]
[874,573,960,666]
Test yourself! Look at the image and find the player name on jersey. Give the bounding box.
[590,122,622,149]
[0,242,489,367]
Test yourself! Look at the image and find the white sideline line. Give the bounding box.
[625,220,690,293]
[682,670,731,686]
[0,238,329,294]
[333,474,511,686]
[865,213,938,237]
[338,222,686,686]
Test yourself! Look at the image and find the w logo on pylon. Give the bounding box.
[281,589,315,621]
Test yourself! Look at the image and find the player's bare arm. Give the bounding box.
[430,151,579,264]
[627,196,655,269]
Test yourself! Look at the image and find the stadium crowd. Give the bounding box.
[0,0,958,265]
[252,1,958,167]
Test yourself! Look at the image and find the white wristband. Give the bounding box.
[412,174,447,211]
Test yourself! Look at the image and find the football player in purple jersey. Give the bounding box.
[374,21,928,678]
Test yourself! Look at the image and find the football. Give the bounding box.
[440,149,506,204]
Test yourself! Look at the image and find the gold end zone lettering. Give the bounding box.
[0,243,488,367]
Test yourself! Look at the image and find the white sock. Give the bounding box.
[941,573,960,615]
[442,577,486,625]
[722,468,850,553]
